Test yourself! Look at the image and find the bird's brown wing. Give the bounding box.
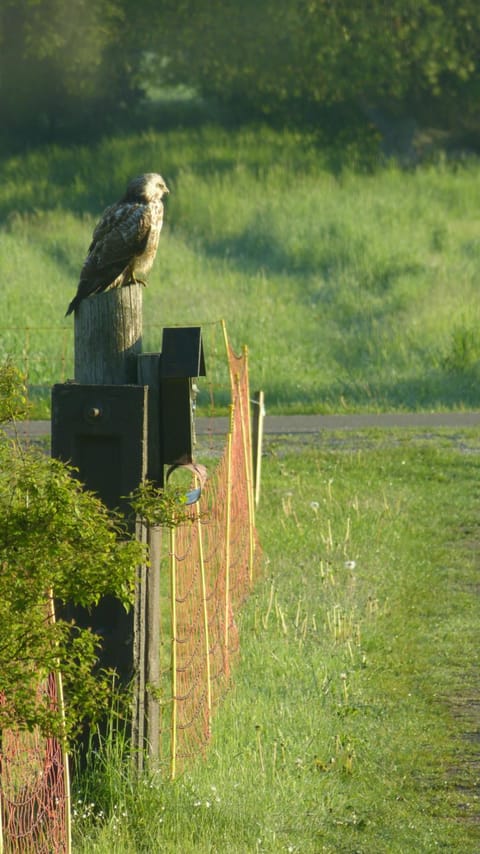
[81,202,153,290]
[66,202,153,314]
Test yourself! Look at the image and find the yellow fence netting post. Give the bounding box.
[196,496,212,735]
[236,357,256,584]
[47,592,72,854]
[169,523,178,781]
[223,404,234,678]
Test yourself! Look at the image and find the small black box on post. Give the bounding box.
[51,383,148,515]
[160,327,206,465]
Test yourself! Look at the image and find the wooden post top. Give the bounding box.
[74,285,143,385]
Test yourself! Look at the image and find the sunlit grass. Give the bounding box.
[72,429,479,852]
[2,127,480,414]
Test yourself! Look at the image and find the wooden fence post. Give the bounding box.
[53,294,207,771]
[53,285,148,757]
[74,286,143,384]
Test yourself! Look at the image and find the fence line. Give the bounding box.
[0,672,70,854]
[0,591,71,852]
[0,320,234,415]
[165,326,262,777]
[0,320,262,852]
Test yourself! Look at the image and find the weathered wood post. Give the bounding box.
[73,286,143,384]
[52,286,147,686]
[52,289,207,769]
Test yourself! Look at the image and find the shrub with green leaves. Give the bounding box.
[0,360,29,422]
[0,364,144,741]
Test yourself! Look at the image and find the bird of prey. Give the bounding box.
[65,172,169,316]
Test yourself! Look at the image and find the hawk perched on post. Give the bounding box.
[65,173,169,316]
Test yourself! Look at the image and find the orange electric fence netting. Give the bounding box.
[0,320,234,412]
[0,320,262,851]
[0,672,71,854]
[166,326,261,777]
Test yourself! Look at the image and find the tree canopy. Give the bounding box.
[159,1,480,134]
[0,0,146,141]
[1,1,480,145]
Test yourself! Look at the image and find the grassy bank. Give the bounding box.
[73,429,479,852]
[1,127,480,415]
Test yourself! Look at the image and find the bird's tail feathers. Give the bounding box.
[65,296,80,317]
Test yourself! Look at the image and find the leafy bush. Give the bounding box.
[0,363,144,740]
[0,360,29,422]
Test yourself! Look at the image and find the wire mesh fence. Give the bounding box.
[0,320,234,418]
[0,318,262,849]
[166,330,261,777]
[0,676,70,853]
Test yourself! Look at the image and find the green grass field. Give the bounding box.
[1,125,480,415]
[72,429,479,852]
[1,129,479,850]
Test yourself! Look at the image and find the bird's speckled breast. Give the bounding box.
[133,200,164,275]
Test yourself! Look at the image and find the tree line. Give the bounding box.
[1,1,480,146]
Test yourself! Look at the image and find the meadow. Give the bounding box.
[1,126,479,851]
[73,429,479,852]
[1,125,480,415]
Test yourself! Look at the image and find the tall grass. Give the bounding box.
[72,429,479,852]
[2,127,480,414]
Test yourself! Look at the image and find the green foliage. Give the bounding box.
[0,0,152,145]
[0,361,28,421]
[159,1,480,134]
[0,364,145,740]
[2,1,480,145]
[129,480,191,528]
